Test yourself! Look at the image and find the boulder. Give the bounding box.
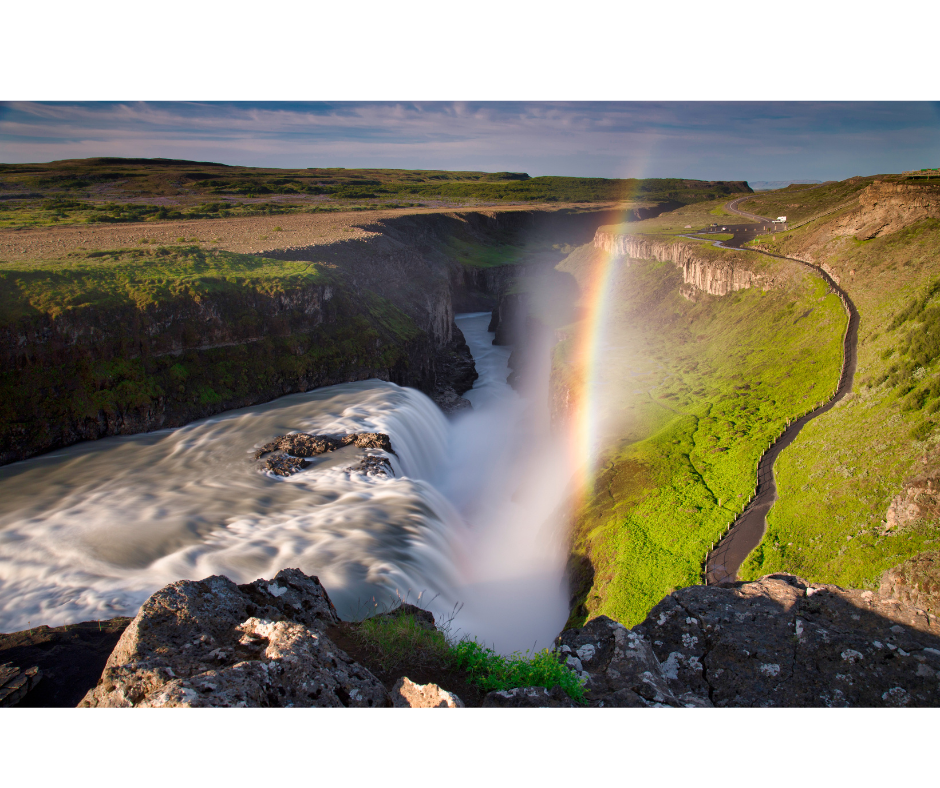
[482,685,577,708]
[392,677,464,708]
[79,568,389,707]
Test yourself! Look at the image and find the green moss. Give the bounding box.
[738,220,940,588]
[558,243,845,626]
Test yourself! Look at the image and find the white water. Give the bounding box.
[0,313,571,653]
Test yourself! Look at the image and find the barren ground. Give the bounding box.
[0,202,616,261]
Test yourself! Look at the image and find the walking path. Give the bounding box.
[703,203,860,584]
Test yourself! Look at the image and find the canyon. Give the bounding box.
[2,168,940,707]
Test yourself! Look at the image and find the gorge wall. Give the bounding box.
[592,230,776,297]
[0,207,614,465]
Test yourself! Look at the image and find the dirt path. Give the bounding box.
[704,205,860,585]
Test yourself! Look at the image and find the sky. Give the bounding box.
[2,101,939,183]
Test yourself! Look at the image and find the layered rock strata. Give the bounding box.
[592,231,773,297]
[840,181,940,240]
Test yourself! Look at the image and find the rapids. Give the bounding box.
[0,313,571,653]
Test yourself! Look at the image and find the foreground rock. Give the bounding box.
[392,677,464,708]
[482,686,577,707]
[79,569,389,707]
[560,573,940,707]
[0,663,41,707]
[75,569,940,708]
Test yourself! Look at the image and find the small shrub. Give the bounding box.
[351,610,587,704]
[449,640,586,703]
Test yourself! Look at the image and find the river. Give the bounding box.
[0,312,571,654]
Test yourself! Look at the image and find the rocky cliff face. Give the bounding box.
[73,567,940,708]
[3,208,618,465]
[592,231,773,297]
[838,181,940,240]
[0,276,437,465]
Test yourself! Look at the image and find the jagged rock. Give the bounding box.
[482,685,577,708]
[625,573,940,707]
[254,431,394,461]
[839,181,940,240]
[348,454,394,477]
[79,568,389,708]
[263,453,310,477]
[556,615,709,708]
[0,662,41,707]
[392,676,464,708]
[436,326,478,395]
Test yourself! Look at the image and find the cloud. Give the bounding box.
[1,101,939,181]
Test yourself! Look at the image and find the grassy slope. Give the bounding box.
[556,242,845,627]
[739,217,940,587]
[736,178,881,226]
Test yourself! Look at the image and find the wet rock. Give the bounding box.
[431,387,472,415]
[79,568,389,707]
[348,454,394,477]
[392,676,464,708]
[263,453,310,477]
[482,685,577,708]
[254,431,394,461]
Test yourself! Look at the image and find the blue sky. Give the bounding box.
[2,101,938,182]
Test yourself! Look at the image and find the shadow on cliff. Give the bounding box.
[628,572,940,706]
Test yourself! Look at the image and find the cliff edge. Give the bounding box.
[54,567,939,708]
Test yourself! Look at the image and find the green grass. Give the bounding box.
[0,245,330,321]
[449,640,586,702]
[738,218,940,587]
[352,612,586,703]
[598,197,757,237]
[556,242,845,627]
[735,177,880,225]
[444,236,526,269]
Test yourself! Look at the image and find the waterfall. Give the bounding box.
[0,313,571,653]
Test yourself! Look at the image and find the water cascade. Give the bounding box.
[0,313,571,654]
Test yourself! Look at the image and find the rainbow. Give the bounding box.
[567,188,644,506]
